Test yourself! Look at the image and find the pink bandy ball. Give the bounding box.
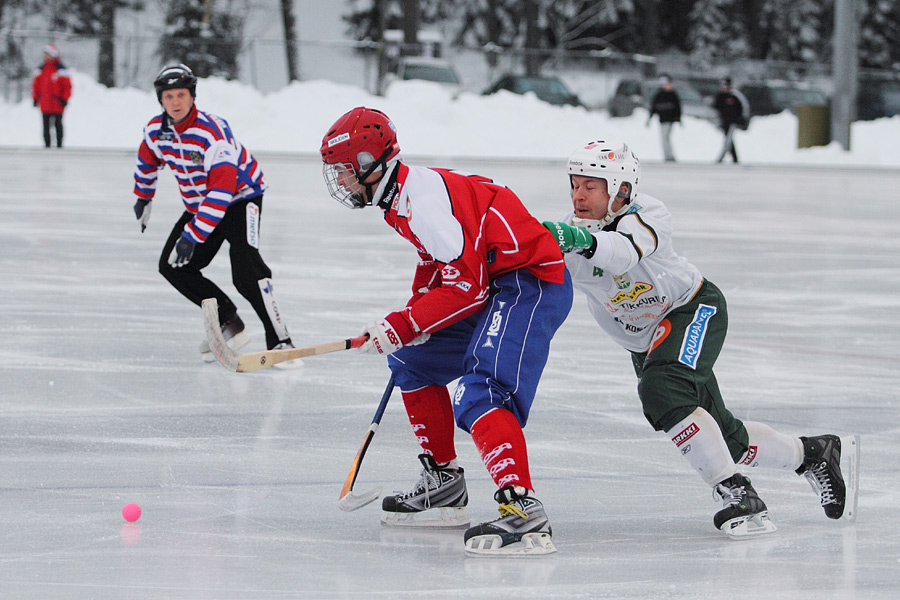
[122,502,142,522]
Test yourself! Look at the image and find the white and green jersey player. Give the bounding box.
[542,140,859,538]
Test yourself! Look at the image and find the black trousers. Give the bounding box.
[159,195,285,348]
[42,113,64,148]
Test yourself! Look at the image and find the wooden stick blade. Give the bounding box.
[201,298,238,371]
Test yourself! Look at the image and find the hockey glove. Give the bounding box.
[168,235,195,268]
[133,199,152,232]
[542,221,594,253]
[359,318,405,356]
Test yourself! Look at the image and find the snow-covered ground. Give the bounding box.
[3,70,900,167]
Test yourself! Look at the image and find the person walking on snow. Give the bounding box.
[31,43,72,148]
[713,77,749,163]
[647,74,681,162]
[320,106,573,556]
[542,140,858,537]
[132,64,292,360]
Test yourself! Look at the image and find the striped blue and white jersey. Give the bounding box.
[134,105,266,244]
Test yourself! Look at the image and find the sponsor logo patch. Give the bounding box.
[189,151,203,165]
[739,446,758,466]
[678,304,717,369]
[672,422,699,447]
[649,319,671,353]
[609,281,653,304]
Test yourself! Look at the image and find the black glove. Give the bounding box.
[133,199,151,232]
[168,236,195,267]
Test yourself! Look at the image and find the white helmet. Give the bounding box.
[567,140,640,229]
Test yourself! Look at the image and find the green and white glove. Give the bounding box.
[542,221,594,253]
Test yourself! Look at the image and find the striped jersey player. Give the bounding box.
[320,106,572,556]
[542,140,858,537]
[132,64,291,358]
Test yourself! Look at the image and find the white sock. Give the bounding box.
[666,407,736,487]
[738,421,803,471]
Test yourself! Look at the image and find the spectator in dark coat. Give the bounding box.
[713,77,748,164]
[648,75,682,162]
[32,44,72,148]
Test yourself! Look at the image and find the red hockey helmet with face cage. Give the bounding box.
[320,106,401,208]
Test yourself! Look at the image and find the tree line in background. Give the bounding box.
[345,0,900,75]
[1,0,898,89]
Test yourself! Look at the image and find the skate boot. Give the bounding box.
[200,313,249,362]
[713,473,777,538]
[796,434,856,520]
[381,454,469,528]
[464,485,556,556]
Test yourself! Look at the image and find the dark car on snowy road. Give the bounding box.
[483,75,584,107]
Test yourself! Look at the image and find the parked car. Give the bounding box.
[738,81,829,117]
[683,76,725,104]
[483,74,583,107]
[607,78,717,122]
[857,76,900,121]
[385,57,464,97]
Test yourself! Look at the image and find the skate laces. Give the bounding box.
[398,467,439,507]
[805,462,836,506]
[713,483,744,507]
[497,501,529,520]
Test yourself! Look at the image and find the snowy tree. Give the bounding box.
[859,0,900,69]
[47,0,141,87]
[343,0,451,45]
[158,0,247,79]
[760,0,828,64]
[688,0,750,63]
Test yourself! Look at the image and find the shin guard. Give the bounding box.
[471,408,533,492]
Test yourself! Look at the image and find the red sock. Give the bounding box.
[402,385,457,464]
[471,408,533,492]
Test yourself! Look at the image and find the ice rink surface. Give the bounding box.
[1,148,898,599]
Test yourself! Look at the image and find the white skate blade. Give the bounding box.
[719,511,777,538]
[464,532,557,557]
[339,486,382,512]
[201,331,250,362]
[840,434,860,522]
[380,506,470,529]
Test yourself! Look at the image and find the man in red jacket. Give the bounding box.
[32,44,72,148]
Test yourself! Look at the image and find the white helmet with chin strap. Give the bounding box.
[568,140,640,230]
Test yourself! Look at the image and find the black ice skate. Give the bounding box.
[200,312,249,362]
[713,473,777,538]
[796,434,860,521]
[464,485,556,556]
[381,454,469,528]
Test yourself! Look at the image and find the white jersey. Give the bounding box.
[562,193,704,353]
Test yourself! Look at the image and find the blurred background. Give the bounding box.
[2,0,899,125]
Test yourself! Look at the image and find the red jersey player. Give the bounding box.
[320,107,572,556]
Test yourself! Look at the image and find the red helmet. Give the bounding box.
[320,107,401,208]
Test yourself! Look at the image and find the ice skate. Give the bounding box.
[200,313,249,362]
[713,473,777,538]
[464,485,556,557]
[381,454,469,528]
[796,434,859,521]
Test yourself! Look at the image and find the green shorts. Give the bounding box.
[630,279,748,461]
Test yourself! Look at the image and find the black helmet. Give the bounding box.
[153,64,197,102]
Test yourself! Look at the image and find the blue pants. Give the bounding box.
[388,269,572,432]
